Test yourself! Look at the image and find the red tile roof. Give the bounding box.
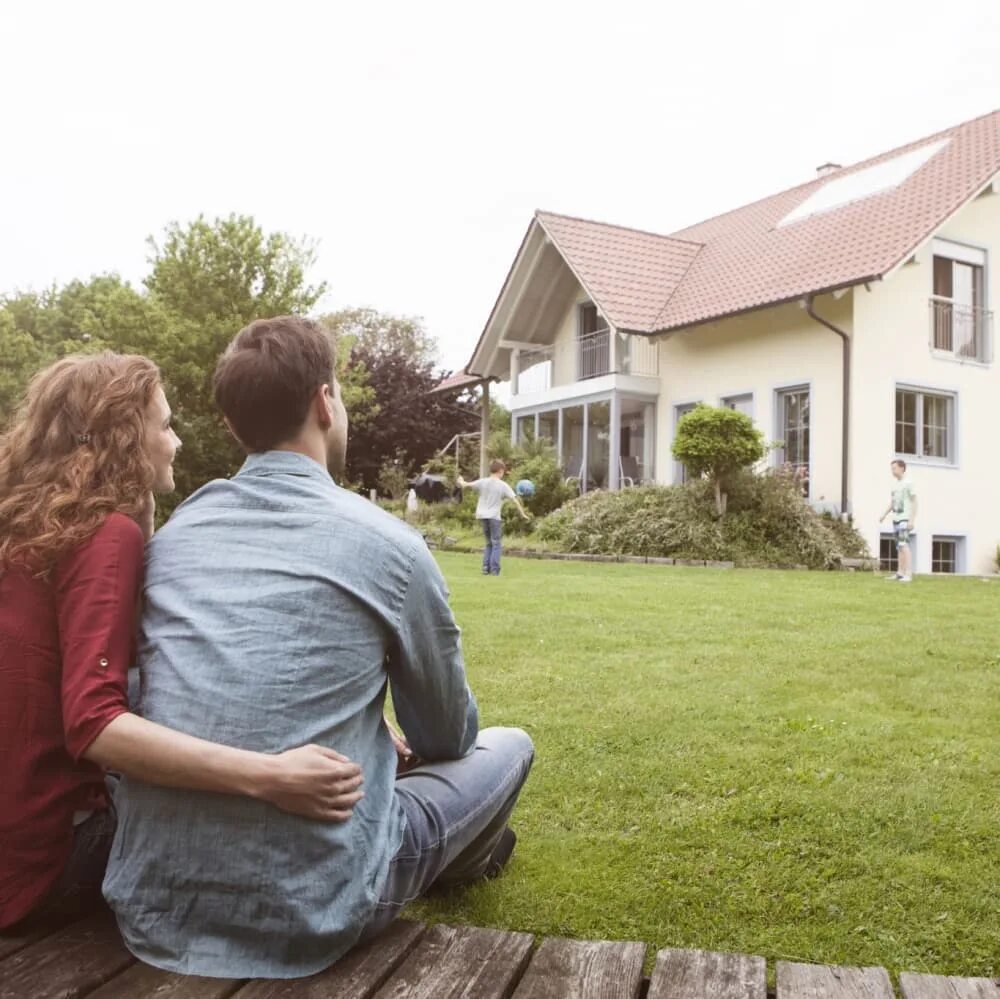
[533,109,1000,335]
[535,213,701,333]
[428,370,486,394]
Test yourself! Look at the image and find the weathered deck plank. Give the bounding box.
[776,961,894,999]
[899,973,1000,999]
[234,921,426,999]
[372,924,534,999]
[0,922,54,961]
[86,962,242,998]
[511,936,646,999]
[0,911,133,999]
[646,948,767,999]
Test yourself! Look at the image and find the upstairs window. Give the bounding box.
[931,239,990,362]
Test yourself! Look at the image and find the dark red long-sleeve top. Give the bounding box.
[0,513,142,928]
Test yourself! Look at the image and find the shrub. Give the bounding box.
[536,471,869,569]
[672,405,768,516]
[377,451,409,500]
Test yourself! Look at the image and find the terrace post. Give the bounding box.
[480,379,490,477]
[609,394,621,490]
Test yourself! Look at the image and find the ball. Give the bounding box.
[515,479,535,497]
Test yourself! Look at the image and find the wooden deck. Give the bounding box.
[2,911,998,999]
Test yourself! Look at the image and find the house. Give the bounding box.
[458,109,1000,575]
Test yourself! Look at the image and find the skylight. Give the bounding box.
[778,138,951,227]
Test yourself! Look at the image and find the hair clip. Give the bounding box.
[77,433,91,445]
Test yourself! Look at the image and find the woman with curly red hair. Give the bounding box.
[0,352,364,930]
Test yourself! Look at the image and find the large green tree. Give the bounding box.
[0,276,171,423]
[142,215,329,510]
[0,216,349,514]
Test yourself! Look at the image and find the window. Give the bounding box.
[514,414,535,443]
[879,536,898,573]
[775,387,810,496]
[673,403,699,484]
[931,239,989,362]
[779,139,949,226]
[931,536,961,574]
[895,387,955,463]
[538,411,558,443]
[722,393,753,418]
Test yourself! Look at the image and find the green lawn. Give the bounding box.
[404,553,1000,975]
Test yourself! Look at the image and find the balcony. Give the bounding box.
[929,297,993,363]
[513,329,659,397]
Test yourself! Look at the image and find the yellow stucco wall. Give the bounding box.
[655,294,850,509]
[852,187,1000,575]
[550,287,586,386]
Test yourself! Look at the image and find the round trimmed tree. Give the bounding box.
[671,404,767,516]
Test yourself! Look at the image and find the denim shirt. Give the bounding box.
[103,451,478,978]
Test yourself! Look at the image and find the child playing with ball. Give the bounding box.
[457,460,531,576]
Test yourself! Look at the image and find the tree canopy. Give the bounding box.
[0,216,468,511]
[671,404,767,516]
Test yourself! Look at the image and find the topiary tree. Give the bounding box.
[672,404,767,517]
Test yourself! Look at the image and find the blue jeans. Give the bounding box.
[361,727,534,939]
[480,518,503,575]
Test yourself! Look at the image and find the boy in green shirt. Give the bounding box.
[879,459,917,583]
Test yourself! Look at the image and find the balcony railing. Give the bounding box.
[515,329,659,395]
[929,297,993,363]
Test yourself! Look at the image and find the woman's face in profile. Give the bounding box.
[145,387,182,493]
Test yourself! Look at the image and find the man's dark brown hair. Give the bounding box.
[213,316,335,451]
[489,459,506,474]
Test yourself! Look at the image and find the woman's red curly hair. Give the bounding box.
[0,351,161,572]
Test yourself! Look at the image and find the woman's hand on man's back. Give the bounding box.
[259,745,364,822]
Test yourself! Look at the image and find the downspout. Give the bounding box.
[804,295,850,517]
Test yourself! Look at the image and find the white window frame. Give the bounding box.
[930,534,965,574]
[721,391,754,419]
[672,400,701,485]
[773,383,812,498]
[894,384,957,467]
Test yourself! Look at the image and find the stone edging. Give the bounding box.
[423,541,881,572]
[423,541,734,569]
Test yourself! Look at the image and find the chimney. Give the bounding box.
[816,162,841,178]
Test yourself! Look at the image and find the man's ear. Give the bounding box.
[222,416,245,447]
[315,384,334,430]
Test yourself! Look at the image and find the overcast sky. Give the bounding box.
[1,0,998,371]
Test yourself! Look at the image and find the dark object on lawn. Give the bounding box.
[409,474,451,503]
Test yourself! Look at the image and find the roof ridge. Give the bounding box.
[535,209,704,249]
[668,106,1000,239]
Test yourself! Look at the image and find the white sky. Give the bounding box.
[1,0,998,372]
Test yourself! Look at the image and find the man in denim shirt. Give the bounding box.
[104,317,534,979]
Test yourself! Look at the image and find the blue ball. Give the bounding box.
[515,479,535,497]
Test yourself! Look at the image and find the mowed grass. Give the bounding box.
[405,554,1000,975]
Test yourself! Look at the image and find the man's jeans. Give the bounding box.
[361,727,534,939]
[480,518,503,575]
